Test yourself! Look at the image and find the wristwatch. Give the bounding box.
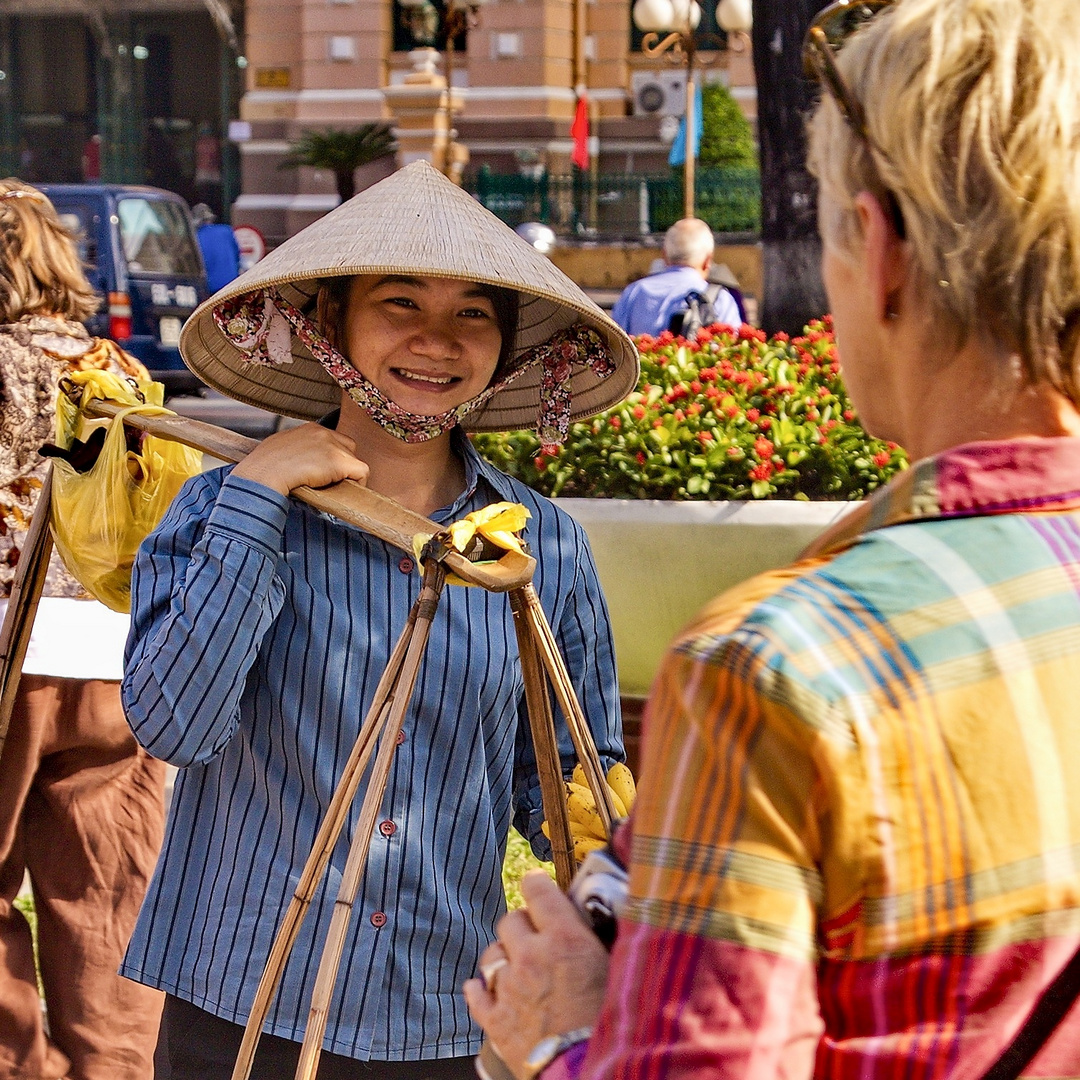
[522,1027,593,1080]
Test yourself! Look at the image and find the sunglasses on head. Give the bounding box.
[802,0,905,236]
[803,1,893,137]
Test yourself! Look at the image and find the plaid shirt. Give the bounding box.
[552,437,1080,1080]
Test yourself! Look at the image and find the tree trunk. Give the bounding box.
[336,169,356,203]
[752,0,831,335]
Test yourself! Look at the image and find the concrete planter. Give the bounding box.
[556,498,858,699]
[555,498,858,773]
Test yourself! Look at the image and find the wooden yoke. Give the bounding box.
[0,465,54,759]
[79,398,536,592]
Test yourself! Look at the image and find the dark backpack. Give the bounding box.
[668,282,740,338]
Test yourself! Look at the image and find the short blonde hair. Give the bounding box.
[0,178,99,324]
[806,0,1080,402]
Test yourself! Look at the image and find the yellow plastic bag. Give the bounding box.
[49,370,202,612]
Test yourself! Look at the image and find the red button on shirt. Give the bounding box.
[396,729,406,745]
[379,819,396,837]
[398,557,414,574]
[370,911,387,927]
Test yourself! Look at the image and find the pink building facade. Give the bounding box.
[234,0,756,242]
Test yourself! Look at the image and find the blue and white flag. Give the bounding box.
[668,82,704,167]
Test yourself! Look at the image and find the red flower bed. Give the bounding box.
[473,318,908,500]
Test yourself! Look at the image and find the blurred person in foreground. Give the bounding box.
[0,180,165,1080]
[610,217,740,337]
[465,1,1080,1077]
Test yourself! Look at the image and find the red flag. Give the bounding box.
[570,95,589,170]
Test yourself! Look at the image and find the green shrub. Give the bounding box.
[13,892,42,996]
[503,829,554,910]
[699,83,758,170]
[652,83,761,234]
[473,319,908,501]
[278,125,395,202]
[650,166,761,234]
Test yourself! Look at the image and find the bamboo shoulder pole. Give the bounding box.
[79,398,536,591]
[67,392,615,1072]
[0,464,54,759]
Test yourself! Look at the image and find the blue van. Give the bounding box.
[37,184,210,394]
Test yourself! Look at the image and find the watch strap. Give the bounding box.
[523,1026,594,1080]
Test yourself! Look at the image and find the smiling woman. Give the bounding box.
[120,161,638,1080]
[326,275,509,415]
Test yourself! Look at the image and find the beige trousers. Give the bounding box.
[0,676,166,1080]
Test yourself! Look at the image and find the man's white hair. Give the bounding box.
[663,218,715,269]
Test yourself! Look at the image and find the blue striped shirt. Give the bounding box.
[120,432,623,1060]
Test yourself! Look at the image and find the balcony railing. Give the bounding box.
[467,166,761,238]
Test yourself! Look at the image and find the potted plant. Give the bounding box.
[279,125,396,203]
[473,318,908,733]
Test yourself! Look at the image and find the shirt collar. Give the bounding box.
[804,437,1080,559]
[440,428,521,519]
[315,412,517,522]
[660,264,707,284]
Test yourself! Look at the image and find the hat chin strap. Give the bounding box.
[344,376,495,444]
[268,289,533,444]
[214,288,616,450]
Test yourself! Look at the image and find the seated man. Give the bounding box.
[610,217,740,336]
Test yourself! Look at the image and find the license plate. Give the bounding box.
[159,316,182,347]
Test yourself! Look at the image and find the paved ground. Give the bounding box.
[166,389,293,440]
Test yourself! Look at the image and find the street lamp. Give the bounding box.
[632,0,751,220]
[716,0,753,47]
[397,0,490,177]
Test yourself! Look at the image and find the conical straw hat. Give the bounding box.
[180,161,639,431]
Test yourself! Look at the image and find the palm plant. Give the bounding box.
[279,124,396,202]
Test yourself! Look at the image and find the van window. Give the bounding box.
[57,209,97,265]
[117,197,201,276]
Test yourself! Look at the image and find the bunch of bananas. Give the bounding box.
[542,762,637,862]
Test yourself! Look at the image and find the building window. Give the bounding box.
[392,0,467,53]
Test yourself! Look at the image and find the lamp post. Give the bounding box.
[632,0,751,220]
[397,0,489,178]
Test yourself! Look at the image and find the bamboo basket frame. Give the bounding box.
[0,391,621,1080]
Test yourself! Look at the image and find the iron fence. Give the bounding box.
[467,166,761,238]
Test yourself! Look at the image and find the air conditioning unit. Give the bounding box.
[630,70,687,117]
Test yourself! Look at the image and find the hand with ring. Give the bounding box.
[463,871,610,1078]
[480,952,509,994]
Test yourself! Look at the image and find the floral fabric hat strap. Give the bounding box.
[213,288,616,447]
[528,324,615,454]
